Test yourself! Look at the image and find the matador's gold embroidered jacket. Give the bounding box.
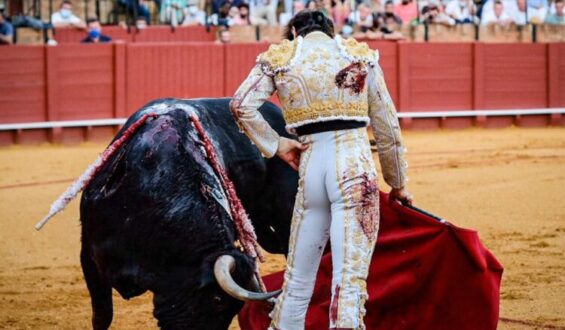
[229,31,407,189]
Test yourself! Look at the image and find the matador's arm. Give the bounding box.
[367,60,408,189]
[229,64,280,158]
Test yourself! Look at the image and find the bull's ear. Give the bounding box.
[199,261,216,289]
[198,252,255,290]
[198,252,230,289]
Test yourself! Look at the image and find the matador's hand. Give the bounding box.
[389,187,414,206]
[276,137,307,171]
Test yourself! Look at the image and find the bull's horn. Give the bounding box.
[214,255,281,301]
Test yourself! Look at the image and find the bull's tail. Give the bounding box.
[35,113,158,231]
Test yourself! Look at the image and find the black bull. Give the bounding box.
[80,98,297,329]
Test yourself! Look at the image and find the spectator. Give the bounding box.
[445,0,477,24]
[293,0,306,14]
[306,0,319,10]
[481,0,513,25]
[135,15,148,29]
[379,13,405,38]
[0,15,12,45]
[421,1,455,25]
[0,11,13,45]
[208,1,231,26]
[119,0,151,24]
[227,6,246,25]
[161,0,189,27]
[527,0,549,23]
[51,0,86,29]
[545,0,565,24]
[348,3,374,31]
[319,0,333,17]
[377,1,402,25]
[281,0,305,25]
[182,0,206,25]
[510,0,528,25]
[238,3,252,24]
[481,0,517,18]
[81,17,112,43]
[333,0,351,26]
[394,0,418,25]
[368,0,383,13]
[249,0,277,25]
[215,26,231,43]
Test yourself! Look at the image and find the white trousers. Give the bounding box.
[269,128,380,330]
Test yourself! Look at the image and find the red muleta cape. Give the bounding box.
[239,192,503,330]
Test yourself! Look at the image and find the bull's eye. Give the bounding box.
[213,296,222,303]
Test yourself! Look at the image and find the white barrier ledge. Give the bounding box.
[0,108,564,131]
[397,108,565,118]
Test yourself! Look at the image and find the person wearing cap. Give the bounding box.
[81,18,112,43]
[230,9,412,330]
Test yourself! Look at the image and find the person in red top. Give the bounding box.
[394,0,418,24]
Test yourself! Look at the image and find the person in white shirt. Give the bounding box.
[481,0,514,25]
[348,3,374,31]
[445,0,477,23]
[182,0,206,25]
[250,0,277,25]
[51,0,86,29]
[481,0,517,20]
[545,0,565,24]
[510,0,528,25]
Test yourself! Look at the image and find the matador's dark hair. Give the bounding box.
[283,10,335,41]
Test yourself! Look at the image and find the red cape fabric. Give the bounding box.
[239,192,503,330]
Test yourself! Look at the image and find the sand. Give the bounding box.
[0,127,564,329]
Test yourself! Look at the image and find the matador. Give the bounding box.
[230,10,413,330]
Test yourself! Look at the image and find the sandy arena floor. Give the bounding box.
[0,128,564,330]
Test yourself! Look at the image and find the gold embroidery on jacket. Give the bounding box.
[341,37,377,62]
[283,101,368,125]
[258,39,297,72]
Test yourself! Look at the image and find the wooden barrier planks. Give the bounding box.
[0,46,47,124]
[399,42,474,111]
[125,42,225,114]
[0,41,564,144]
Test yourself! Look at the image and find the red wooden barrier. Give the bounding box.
[46,44,115,142]
[126,42,225,113]
[0,46,47,144]
[548,43,565,108]
[54,26,134,44]
[132,26,216,43]
[398,42,474,112]
[366,41,399,106]
[223,43,270,96]
[0,46,46,123]
[475,43,548,110]
[1,42,564,145]
[53,28,85,43]
[46,44,115,120]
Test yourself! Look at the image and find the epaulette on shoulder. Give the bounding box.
[256,39,298,76]
[336,36,379,66]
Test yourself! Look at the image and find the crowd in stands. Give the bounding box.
[0,0,564,45]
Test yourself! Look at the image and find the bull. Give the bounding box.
[79,98,296,329]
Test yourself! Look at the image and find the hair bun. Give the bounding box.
[314,11,324,22]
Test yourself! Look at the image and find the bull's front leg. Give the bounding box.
[81,247,114,330]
